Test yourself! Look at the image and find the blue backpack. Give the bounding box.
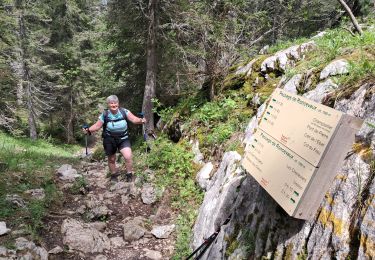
[102,108,129,138]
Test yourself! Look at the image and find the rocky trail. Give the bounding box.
[1,155,177,260]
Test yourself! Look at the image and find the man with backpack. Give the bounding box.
[83,95,146,182]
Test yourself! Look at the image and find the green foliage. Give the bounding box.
[280,27,375,91]
[172,210,199,260]
[0,131,76,238]
[91,145,106,161]
[27,199,45,233]
[339,56,375,86]
[316,29,375,61]
[70,176,88,194]
[193,98,237,126]
[0,132,78,172]
[242,229,255,255]
[0,199,15,219]
[268,37,309,54]
[206,121,237,146]
[223,73,246,90]
[152,98,175,124]
[135,136,203,259]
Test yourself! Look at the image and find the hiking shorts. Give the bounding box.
[103,136,131,156]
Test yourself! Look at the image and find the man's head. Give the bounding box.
[106,95,119,112]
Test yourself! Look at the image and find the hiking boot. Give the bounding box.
[110,173,120,182]
[125,172,133,182]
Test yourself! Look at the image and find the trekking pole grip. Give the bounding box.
[83,124,91,135]
[137,112,145,118]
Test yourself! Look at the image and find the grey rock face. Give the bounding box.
[320,59,349,80]
[235,58,258,77]
[123,217,147,242]
[191,140,204,165]
[48,246,63,254]
[151,224,175,239]
[336,84,375,152]
[110,236,125,248]
[5,194,26,208]
[259,45,270,55]
[0,222,10,236]
[94,255,107,260]
[312,31,327,38]
[193,151,244,254]
[110,181,129,194]
[196,162,214,190]
[57,164,81,181]
[251,93,261,107]
[261,41,316,73]
[192,84,375,259]
[61,218,110,253]
[303,78,338,103]
[88,205,112,220]
[283,74,303,94]
[141,183,157,204]
[14,237,48,260]
[90,222,107,232]
[243,103,266,146]
[143,248,163,260]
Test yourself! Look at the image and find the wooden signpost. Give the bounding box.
[242,88,363,220]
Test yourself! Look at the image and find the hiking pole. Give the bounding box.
[137,112,149,153]
[186,214,232,260]
[82,124,91,156]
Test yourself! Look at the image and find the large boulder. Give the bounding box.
[195,162,214,190]
[0,222,10,236]
[235,58,258,77]
[303,78,338,103]
[261,41,316,73]
[141,183,157,204]
[2,237,49,260]
[320,59,349,80]
[192,83,375,259]
[57,164,81,181]
[123,217,148,242]
[191,140,204,165]
[5,194,26,208]
[151,224,175,239]
[283,74,303,94]
[61,218,110,253]
[143,249,163,260]
[193,151,244,253]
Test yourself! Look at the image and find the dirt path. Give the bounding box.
[42,156,177,260]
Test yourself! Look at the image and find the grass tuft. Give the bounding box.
[0,131,77,242]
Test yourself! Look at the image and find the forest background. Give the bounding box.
[0,0,373,143]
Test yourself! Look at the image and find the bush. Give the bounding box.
[140,136,203,259]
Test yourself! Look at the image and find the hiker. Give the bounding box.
[83,95,146,182]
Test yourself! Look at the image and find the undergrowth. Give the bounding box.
[134,136,203,259]
[0,131,78,243]
[134,22,374,259]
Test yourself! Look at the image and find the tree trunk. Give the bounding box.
[15,14,25,105]
[66,90,74,143]
[17,8,37,139]
[142,0,158,133]
[337,0,363,35]
[25,67,37,140]
[209,80,215,101]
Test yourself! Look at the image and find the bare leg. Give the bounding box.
[108,154,117,173]
[119,147,133,173]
